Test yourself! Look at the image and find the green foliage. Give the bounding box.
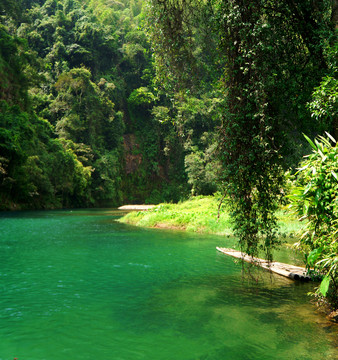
[308,40,338,135]
[0,101,34,205]
[145,0,220,92]
[185,135,221,196]
[52,67,119,147]
[120,195,302,240]
[120,195,233,235]
[289,134,338,309]
[148,92,224,198]
[42,140,92,208]
[0,25,30,108]
[213,0,292,261]
[0,100,92,209]
[0,0,156,209]
[92,149,123,204]
[51,66,125,204]
[147,0,336,265]
[128,87,155,108]
[122,99,188,204]
[310,75,338,121]
[1,0,336,215]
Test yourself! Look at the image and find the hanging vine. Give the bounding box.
[146,0,334,262]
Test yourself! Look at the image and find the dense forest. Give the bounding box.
[1,0,336,211]
[0,0,207,209]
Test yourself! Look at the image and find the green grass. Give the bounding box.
[119,196,304,237]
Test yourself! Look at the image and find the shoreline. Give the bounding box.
[118,204,156,210]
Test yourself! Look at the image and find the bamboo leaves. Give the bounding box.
[291,133,338,309]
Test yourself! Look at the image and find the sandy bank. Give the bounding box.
[118,205,156,210]
[154,223,186,230]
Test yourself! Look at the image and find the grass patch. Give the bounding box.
[118,196,303,237]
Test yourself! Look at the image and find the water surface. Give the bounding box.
[0,209,337,360]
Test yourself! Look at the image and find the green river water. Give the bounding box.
[0,209,337,360]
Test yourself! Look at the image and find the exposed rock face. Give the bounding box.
[123,134,142,174]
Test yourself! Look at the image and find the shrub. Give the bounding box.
[289,133,338,310]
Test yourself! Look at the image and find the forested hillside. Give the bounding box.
[0,0,208,209]
[0,0,337,211]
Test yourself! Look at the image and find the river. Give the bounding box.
[0,209,337,359]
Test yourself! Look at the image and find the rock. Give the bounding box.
[328,310,338,323]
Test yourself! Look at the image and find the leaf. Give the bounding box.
[303,134,317,150]
[318,148,327,161]
[317,135,331,147]
[314,188,322,205]
[298,164,309,171]
[325,132,336,143]
[319,275,330,296]
[303,183,312,195]
[331,171,338,181]
[307,247,322,267]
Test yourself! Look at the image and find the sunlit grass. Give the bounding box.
[119,196,304,237]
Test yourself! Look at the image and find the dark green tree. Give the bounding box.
[0,16,92,209]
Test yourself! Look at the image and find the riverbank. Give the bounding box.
[118,195,303,237]
[118,205,156,210]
